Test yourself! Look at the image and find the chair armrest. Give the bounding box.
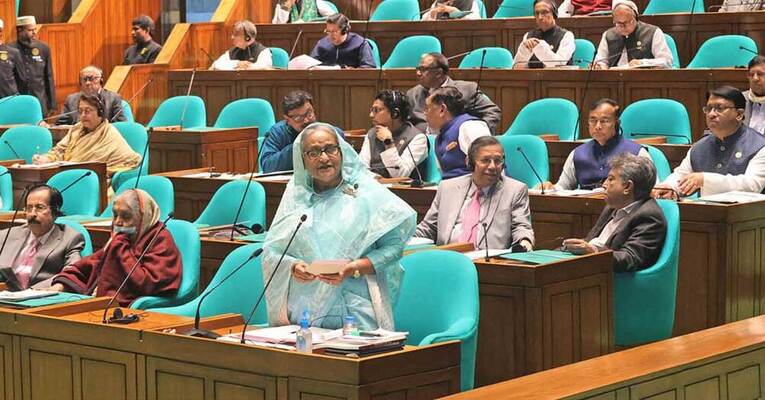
[417,318,477,345]
[131,295,177,310]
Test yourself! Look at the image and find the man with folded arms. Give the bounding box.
[514,0,576,69]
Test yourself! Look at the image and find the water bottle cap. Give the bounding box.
[300,317,309,328]
[345,315,356,322]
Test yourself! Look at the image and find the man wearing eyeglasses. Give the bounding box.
[415,136,534,251]
[308,13,376,68]
[43,65,125,127]
[260,90,344,173]
[407,52,502,134]
[593,0,672,69]
[654,86,765,199]
[0,185,84,291]
[743,56,765,135]
[513,0,576,69]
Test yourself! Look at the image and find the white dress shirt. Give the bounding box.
[272,0,336,23]
[454,120,491,153]
[421,0,481,20]
[660,145,765,196]
[210,48,273,70]
[514,31,576,68]
[555,146,651,190]
[588,200,641,250]
[594,27,674,69]
[360,133,429,178]
[748,102,765,135]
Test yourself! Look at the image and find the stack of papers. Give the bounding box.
[697,191,765,204]
[217,325,342,349]
[499,250,579,265]
[529,188,604,196]
[0,292,92,308]
[463,249,512,260]
[317,329,408,356]
[0,289,56,301]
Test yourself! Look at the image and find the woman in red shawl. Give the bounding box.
[50,189,182,306]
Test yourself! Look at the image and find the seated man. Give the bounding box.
[514,0,576,69]
[408,53,502,133]
[593,0,673,69]
[415,136,534,250]
[563,153,666,272]
[0,185,84,290]
[32,93,141,176]
[123,15,162,65]
[744,56,765,135]
[272,0,336,23]
[558,0,611,16]
[541,98,650,191]
[425,86,490,179]
[50,189,182,307]
[719,0,764,11]
[260,90,344,173]
[210,20,272,70]
[360,89,428,178]
[421,0,481,20]
[48,65,125,126]
[309,14,375,68]
[654,86,765,198]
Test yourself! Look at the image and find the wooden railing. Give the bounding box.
[0,0,16,34]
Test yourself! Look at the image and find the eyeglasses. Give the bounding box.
[702,105,737,114]
[748,71,765,79]
[286,108,315,123]
[476,157,504,167]
[304,145,340,159]
[324,28,342,35]
[415,65,441,73]
[78,107,97,115]
[369,106,387,115]
[534,9,552,16]
[613,19,635,28]
[588,118,615,126]
[24,204,49,213]
[81,75,101,83]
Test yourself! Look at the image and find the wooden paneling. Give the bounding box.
[0,0,16,35]
[20,0,72,23]
[0,334,12,400]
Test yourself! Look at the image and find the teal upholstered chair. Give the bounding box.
[424,135,442,184]
[55,218,93,257]
[645,145,671,181]
[269,47,289,69]
[118,99,135,122]
[664,33,680,68]
[686,35,758,69]
[621,99,691,144]
[493,0,534,17]
[394,250,479,391]
[614,199,679,346]
[132,220,201,310]
[147,95,207,129]
[323,0,340,13]
[497,134,549,187]
[214,98,276,133]
[0,126,52,163]
[644,0,704,15]
[382,35,441,68]
[503,98,579,140]
[102,176,175,220]
[370,0,420,21]
[47,169,100,216]
[573,38,596,68]
[194,180,266,228]
[476,0,487,17]
[148,243,268,325]
[0,95,43,125]
[0,166,11,211]
[366,38,381,67]
[111,121,149,191]
[458,47,513,69]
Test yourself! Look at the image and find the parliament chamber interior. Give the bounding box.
[0,0,765,398]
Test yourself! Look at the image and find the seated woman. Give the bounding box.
[49,189,182,307]
[32,93,141,176]
[263,123,416,331]
[360,89,428,179]
[421,0,480,20]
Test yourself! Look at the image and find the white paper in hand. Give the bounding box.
[306,259,349,275]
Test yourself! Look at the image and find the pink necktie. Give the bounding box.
[459,189,481,244]
[16,239,39,289]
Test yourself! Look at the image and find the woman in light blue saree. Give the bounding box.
[262,123,417,330]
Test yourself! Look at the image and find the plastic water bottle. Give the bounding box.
[343,315,358,336]
[296,314,313,353]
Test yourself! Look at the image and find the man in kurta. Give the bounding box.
[10,16,55,115]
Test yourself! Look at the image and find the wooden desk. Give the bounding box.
[148,127,259,174]
[445,314,765,400]
[8,162,108,210]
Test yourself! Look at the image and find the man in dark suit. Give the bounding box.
[45,65,125,126]
[0,185,85,290]
[406,52,502,133]
[10,15,56,115]
[562,152,666,272]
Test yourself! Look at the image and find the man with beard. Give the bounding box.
[123,15,162,65]
[10,16,56,115]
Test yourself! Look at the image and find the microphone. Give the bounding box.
[110,78,154,122]
[178,68,197,129]
[200,47,215,66]
[0,185,30,262]
[3,140,21,160]
[476,49,487,91]
[59,171,92,193]
[42,108,79,123]
[101,213,175,324]
[288,29,304,60]
[185,248,264,338]
[446,50,471,61]
[482,222,489,261]
[240,214,307,344]
[405,143,428,187]
[516,146,546,195]
[739,45,759,56]
[630,132,691,144]
[683,0,698,65]
[230,144,262,241]
[134,127,152,189]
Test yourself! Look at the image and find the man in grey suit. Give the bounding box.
[0,185,85,290]
[43,65,126,127]
[407,52,502,134]
[563,153,666,272]
[414,136,534,250]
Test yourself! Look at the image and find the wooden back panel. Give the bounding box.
[0,0,15,35]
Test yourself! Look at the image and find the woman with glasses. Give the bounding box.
[359,89,428,179]
[262,123,416,330]
[513,0,576,69]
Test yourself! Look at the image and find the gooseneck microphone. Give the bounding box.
[134,127,152,189]
[3,140,21,160]
[405,143,427,187]
[482,222,490,261]
[240,214,307,344]
[185,248,264,338]
[111,78,154,122]
[200,47,215,65]
[739,45,759,56]
[0,185,30,261]
[42,108,79,123]
[229,149,262,241]
[288,29,304,60]
[476,49,487,91]
[59,171,92,193]
[178,68,197,129]
[516,147,546,195]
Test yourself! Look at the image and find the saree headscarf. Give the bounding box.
[262,123,416,330]
[114,189,161,240]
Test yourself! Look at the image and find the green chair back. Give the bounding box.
[47,169,101,216]
[664,33,680,68]
[55,218,93,256]
[382,35,441,68]
[686,35,757,68]
[147,95,207,129]
[370,0,420,21]
[194,180,267,228]
[111,121,149,191]
[324,0,339,13]
[644,0,704,14]
[621,99,691,144]
[504,98,579,140]
[645,145,671,181]
[0,95,43,125]
[0,126,52,163]
[476,0,487,17]
[614,199,679,346]
[573,38,595,68]
[102,176,175,220]
[119,99,135,122]
[394,250,479,391]
[148,243,268,324]
[213,98,276,132]
[458,47,513,69]
[497,134,549,187]
[493,0,534,17]
[425,135,442,184]
[0,166,11,211]
[366,38,382,68]
[270,47,289,69]
[131,219,201,310]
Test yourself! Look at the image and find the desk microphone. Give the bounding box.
[229,145,263,241]
[630,132,691,144]
[3,140,21,160]
[288,29,304,60]
[476,49,487,91]
[516,146,546,194]
[59,171,92,193]
[739,45,759,56]
[178,68,197,129]
[134,127,152,189]
[240,214,307,344]
[43,108,79,123]
[405,142,428,187]
[111,78,154,122]
[200,47,215,65]
[0,185,30,261]
[482,222,490,261]
[446,51,471,61]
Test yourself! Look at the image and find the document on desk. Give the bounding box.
[0,289,57,301]
[529,188,605,196]
[219,325,342,345]
[697,191,765,204]
[499,250,579,265]
[463,249,512,260]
